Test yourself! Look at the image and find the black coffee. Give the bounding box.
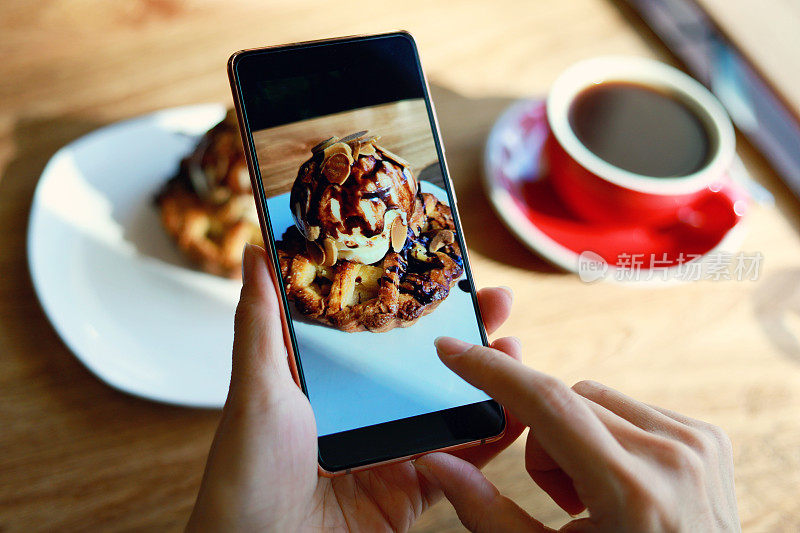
[568,82,712,178]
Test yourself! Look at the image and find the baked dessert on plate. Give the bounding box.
[156,109,262,278]
[276,132,463,332]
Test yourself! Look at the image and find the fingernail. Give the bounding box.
[498,285,514,301]
[241,243,255,282]
[434,336,472,358]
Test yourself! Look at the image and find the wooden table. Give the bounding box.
[2,1,799,531]
[252,99,437,197]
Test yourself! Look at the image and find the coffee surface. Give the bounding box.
[568,82,711,178]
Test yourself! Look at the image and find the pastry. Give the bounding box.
[276,132,463,332]
[156,110,263,278]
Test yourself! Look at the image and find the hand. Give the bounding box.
[414,338,740,532]
[187,244,525,531]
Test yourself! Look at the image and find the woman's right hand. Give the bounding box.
[414,337,740,532]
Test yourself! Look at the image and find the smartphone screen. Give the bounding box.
[229,33,504,472]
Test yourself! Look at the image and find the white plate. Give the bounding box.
[28,104,487,417]
[28,104,234,408]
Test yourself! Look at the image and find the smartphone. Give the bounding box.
[228,32,505,475]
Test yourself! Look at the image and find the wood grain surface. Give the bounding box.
[1,1,799,531]
[252,99,437,197]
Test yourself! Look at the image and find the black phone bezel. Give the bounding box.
[229,32,505,473]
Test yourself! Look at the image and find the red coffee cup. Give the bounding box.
[545,56,739,226]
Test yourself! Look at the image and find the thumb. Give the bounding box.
[414,453,550,533]
[230,243,293,398]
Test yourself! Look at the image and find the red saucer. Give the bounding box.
[483,99,750,278]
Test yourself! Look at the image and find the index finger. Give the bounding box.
[435,336,628,491]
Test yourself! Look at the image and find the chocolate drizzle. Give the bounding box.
[291,153,416,240]
[400,277,441,305]
[392,228,463,305]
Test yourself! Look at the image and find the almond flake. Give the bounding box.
[375,145,410,168]
[311,136,338,153]
[390,218,408,252]
[322,238,338,266]
[358,141,376,157]
[322,153,352,185]
[306,240,326,265]
[322,141,353,160]
[350,141,360,160]
[339,130,369,143]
